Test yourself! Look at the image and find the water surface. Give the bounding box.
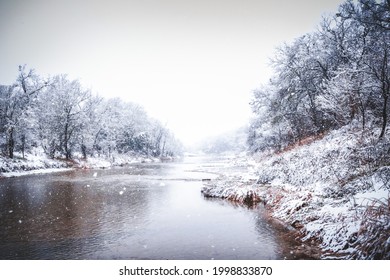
[0,156,291,259]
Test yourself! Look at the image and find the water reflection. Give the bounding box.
[0,158,291,259]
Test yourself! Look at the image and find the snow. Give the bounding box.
[1,167,70,178]
[354,188,389,205]
[201,124,390,259]
[0,149,164,178]
[0,150,70,176]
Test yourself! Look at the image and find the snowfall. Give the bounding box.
[201,123,390,259]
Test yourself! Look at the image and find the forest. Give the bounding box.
[0,67,183,165]
[248,0,389,154]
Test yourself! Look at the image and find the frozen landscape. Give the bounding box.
[1,121,388,259]
[1,0,389,261]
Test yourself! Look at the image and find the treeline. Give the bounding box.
[200,127,248,154]
[0,66,183,160]
[248,0,389,152]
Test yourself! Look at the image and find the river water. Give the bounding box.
[0,155,296,260]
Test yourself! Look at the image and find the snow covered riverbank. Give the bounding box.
[0,153,70,177]
[202,125,390,259]
[0,150,163,178]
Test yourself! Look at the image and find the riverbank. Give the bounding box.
[0,154,290,260]
[0,149,165,178]
[201,124,390,259]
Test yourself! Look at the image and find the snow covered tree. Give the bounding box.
[0,66,47,158]
[36,75,93,159]
[338,0,390,137]
[249,0,390,153]
[1,67,183,161]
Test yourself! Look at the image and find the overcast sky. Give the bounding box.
[0,0,345,146]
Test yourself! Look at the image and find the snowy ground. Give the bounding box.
[0,151,69,177]
[0,148,162,178]
[202,124,390,259]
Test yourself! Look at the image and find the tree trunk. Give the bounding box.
[21,134,26,159]
[49,140,56,159]
[64,122,70,159]
[379,92,388,138]
[81,143,87,159]
[7,128,14,159]
[379,49,389,139]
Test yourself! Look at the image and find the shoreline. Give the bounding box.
[0,167,71,178]
[0,153,170,178]
[200,129,390,260]
[201,178,345,259]
[202,181,324,260]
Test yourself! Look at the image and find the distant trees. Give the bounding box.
[201,127,248,154]
[0,68,182,160]
[248,0,390,153]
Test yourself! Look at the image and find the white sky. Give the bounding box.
[0,0,344,147]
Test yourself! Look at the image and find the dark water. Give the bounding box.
[0,156,294,260]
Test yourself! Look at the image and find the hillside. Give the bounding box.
[202,123,390,259]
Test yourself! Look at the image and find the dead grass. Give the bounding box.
[275,132,328,155]
[350,197,390,259]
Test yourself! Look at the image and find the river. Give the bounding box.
[0,155,299,260]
